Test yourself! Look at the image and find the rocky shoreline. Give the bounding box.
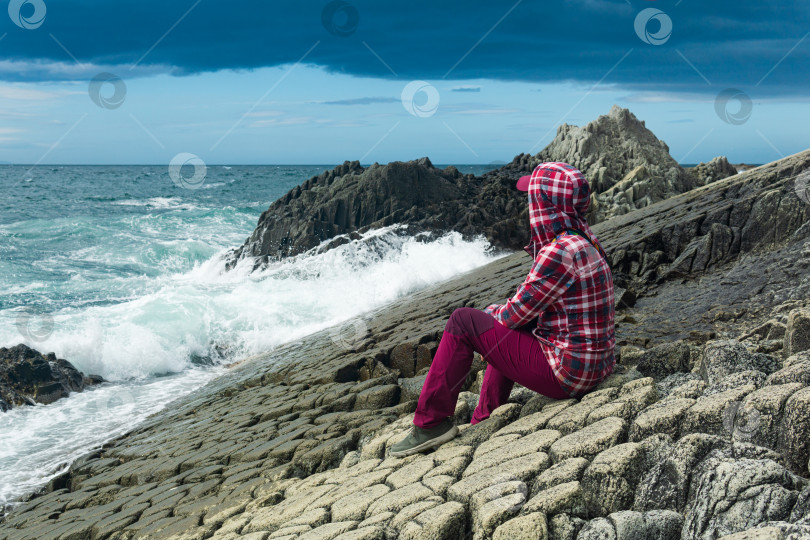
[1,147,809,538]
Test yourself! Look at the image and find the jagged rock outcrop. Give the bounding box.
[225,106,728,270]
[0,344,103,411]
[527,105,696,222]
[688,156,739,186]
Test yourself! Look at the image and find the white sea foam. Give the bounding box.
[112,197,198,210]
[1,226,500,381]
[0,368,222,507]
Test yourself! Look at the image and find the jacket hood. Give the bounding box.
[524,162,602,256]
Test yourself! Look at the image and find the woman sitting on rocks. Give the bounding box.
[391,162,616,457]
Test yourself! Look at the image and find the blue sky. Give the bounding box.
[0,0,808,165]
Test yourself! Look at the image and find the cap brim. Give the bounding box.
[516,175,531,191]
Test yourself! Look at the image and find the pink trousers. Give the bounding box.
[413,307,571,428]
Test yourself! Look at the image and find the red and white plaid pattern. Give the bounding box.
[485,162,615,397]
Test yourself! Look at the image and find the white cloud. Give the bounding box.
[0,86,58,100]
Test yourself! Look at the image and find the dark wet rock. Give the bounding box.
[0,344,103,410]
[613,286,637,310]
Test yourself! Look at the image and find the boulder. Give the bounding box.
[784,351,810,369]
[629,398,695,442]
[0,344,103,410]
[390,343,418,378]
[546,391,617,435]
[397,375,427,403]
[634,433,726,513]
[354,385,400,410]
[680,385,757,438]
[549,417,627,463]
[581,443,645,517]
[703,370,766,396]
[718,522,810,539]
[700,341,779,385]
[784,309,810,357]
[521,481,586,518]
[446,452,549,505]
[655,372,702,399]
[682,452,805,539]
[492,512,547,540]
[776,387,810,474]
[635,341,691,380]
[548,513,586,540]
[766,360,810,386]
[397,502,466,540]
[733,383,803,448]
[531,458,590,496]
[576,510,683,540]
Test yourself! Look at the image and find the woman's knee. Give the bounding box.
[445,307,494,337]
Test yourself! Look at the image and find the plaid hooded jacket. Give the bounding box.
[484,162,615,398]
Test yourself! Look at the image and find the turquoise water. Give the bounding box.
[0,163,501,506]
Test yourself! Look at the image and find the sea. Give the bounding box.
[0,163,503,508]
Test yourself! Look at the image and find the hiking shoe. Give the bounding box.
[389,418,458,457]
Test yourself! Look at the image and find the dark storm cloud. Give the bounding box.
[2,0,808,95]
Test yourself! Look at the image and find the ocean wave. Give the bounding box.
[111,197,198,210]
[0,227,501,381]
